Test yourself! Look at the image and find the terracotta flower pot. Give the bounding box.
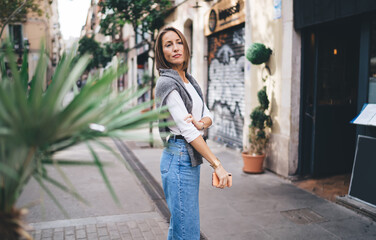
[242,152,265,173]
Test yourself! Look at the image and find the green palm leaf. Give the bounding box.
[87,142,120,206]
[0,40,168,226]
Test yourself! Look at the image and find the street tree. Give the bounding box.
[0,0,42,39]
[99,0,171,96]
[99,0,171,146]
[77,35,125,72]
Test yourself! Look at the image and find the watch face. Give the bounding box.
[209,10,217,32]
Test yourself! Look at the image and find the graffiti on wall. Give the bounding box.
[207,26,245,148]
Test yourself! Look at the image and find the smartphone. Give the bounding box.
[212,172,232,187]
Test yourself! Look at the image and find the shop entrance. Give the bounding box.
[300,21,360,177]
[207,25,245,149]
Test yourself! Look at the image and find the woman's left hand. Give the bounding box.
[214,165,231,189]
[184,114,204,130]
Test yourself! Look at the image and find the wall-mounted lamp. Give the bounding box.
[333,49,338,55]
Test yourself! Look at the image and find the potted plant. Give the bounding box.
[242,85,273,173]
[0,41,168,239]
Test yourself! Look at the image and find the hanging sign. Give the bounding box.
[205,0,245,36]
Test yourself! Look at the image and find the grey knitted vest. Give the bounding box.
[155,68,204,167]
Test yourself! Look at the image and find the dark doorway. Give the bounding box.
[300,20,360,177]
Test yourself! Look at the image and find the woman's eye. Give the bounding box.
[165,44,171,47]
[178,41,183,45]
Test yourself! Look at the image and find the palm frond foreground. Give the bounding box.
[0,42,168,239]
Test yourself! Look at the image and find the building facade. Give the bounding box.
[242,0,301,176]
[119,0,299,176]
[160,0,300,177]
[80,0,120,92]
[0,0,63,88]
[122,0,376,206]
[80,0,110,44]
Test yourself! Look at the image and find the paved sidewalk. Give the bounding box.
[17,138,168,240]
[128,129,376,240]
[16,128,376,240]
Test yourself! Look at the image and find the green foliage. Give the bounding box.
[77,36,124,71]
[104,42,125,57]
[99,0,172,40]
[257,86,269,110]
[99,13,121,37]
[0,0,42,23]
[0,0,42,38]
[246,43,272,65]
[0,40,169,237]
[249,87,272,155]
[78,35,100,54]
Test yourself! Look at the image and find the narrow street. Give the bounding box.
[17,129,376,240]
[3,0,376,239]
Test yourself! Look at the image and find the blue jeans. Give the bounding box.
[160,138,201,240]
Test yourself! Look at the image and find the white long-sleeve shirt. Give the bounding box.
[166,81,213,143]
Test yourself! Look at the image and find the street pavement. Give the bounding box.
[16,138,168,240]
[16,129,376,239]
[130,129,376,240]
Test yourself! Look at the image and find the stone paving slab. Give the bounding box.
[29,212,168,240]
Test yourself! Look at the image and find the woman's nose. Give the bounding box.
[172,43,179,51]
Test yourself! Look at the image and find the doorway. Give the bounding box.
[300,21,360,177]
[207,25,245,149]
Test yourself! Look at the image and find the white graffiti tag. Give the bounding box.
[216,44,234,65]
[233,28,245,45]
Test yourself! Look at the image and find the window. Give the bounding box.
[8,24,23,49]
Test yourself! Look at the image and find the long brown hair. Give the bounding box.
[155,27,190,72]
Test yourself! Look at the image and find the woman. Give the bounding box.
[155,27,232,240]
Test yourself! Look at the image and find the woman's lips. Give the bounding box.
[173,54,182,58]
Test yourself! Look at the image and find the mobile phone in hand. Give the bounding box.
[212,172,232,187]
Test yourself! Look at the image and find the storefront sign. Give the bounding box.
[205,0,245,36]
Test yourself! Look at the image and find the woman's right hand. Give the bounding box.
[214,165,231,189]
[184,114,204,130]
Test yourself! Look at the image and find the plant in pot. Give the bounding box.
[242,85,273,173]
[0,41,168,239]
[242,42,273,173]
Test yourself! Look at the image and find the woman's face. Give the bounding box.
[162,31,185,70]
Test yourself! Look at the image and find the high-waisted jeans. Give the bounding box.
[160,138,201,240]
